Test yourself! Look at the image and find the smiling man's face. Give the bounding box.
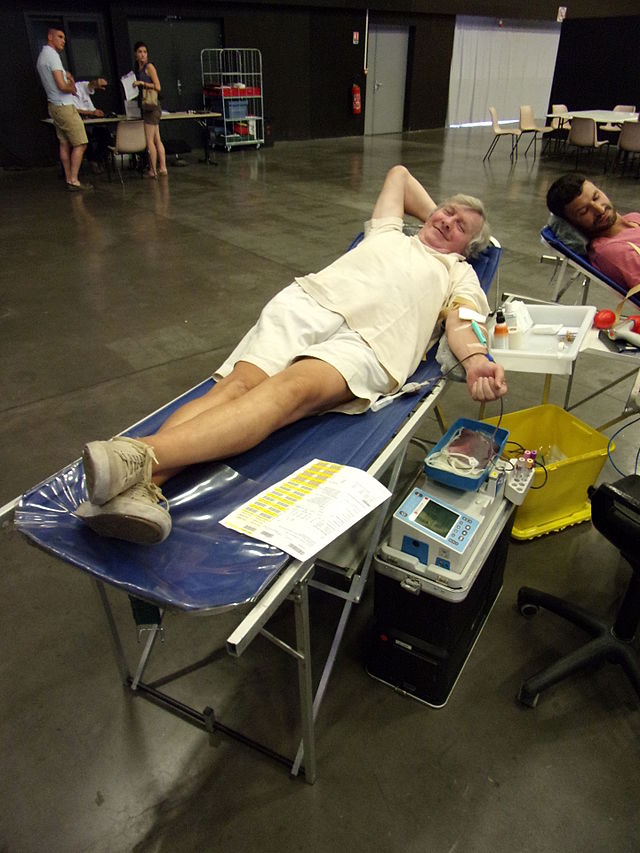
[563,180,618,237]
[419,204,483,256]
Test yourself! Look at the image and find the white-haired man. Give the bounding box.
[76,165,507,544]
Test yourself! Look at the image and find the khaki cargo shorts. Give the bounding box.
[48,103,88,147]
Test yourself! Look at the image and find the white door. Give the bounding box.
[365,26,409,135]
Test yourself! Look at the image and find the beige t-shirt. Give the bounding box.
[296,216,489,386]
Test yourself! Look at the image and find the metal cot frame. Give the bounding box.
[13,378,446,784]
[540,226,640,429]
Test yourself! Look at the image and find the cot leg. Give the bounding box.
[131,622,164,690]
[434,403,448,434]
[94,580,132,685]
[552,257,570,301]
[292,440,410,777]
[293,579,316,783]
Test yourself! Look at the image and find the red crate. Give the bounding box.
[204,85,261,97]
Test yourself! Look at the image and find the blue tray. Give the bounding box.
[424,417,509,492]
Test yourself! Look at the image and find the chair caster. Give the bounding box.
[517,685,539,707]
[517,588,540,618]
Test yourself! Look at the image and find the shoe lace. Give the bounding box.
[127,481,170,510]
[115,437,159,481]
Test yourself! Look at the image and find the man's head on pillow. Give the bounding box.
[546,174,618,239]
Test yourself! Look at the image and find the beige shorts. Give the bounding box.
[48,103,88,147]
[214,284,395,414]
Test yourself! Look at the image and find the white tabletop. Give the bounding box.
[550,109,638,124]
[44,110,221,126]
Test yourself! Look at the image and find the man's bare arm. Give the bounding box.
[372,164,438,222]
[445,308,507,402]
[52,68,77,95]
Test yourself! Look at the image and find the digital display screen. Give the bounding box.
[415,499,459,538]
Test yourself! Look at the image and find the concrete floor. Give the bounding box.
[1,129,639,852]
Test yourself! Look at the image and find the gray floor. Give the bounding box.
[1,129,640,853]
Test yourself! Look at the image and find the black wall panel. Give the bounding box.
[309,9,366,139]
[222,6,313,141]
[549,16,640,114]
[404,16,456,131]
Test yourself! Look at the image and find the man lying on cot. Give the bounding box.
[76,164,507,544]
[546,173,640,290]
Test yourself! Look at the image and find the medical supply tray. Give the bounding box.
[424,417,509,492]
[489,304,596,376]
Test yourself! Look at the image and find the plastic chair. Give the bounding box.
[614,120,640,176]
[519,105,554,158]
[517,475,640,708]
[550,104,571,132]
[601,104,637,133]
[548,104,571,152]
[566,117,610,171]
[108,120,147,185]
[482,107,521,162]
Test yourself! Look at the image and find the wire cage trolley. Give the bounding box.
[201,48,264,151]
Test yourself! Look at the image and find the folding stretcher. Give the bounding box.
[541,225,640,308]
[11,239,501,784]
[541,225,640,429]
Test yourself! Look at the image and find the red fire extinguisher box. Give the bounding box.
[352,84,361,114]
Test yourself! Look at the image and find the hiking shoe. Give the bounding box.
[83,436,158,505]
[75,482,171,544]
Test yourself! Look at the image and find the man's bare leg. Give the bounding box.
[147,361,269,482]
[59,139,72,183]
[144,358,353,484]
[157,361,268,434]
[69,143,87,184]
[77,358,354,543]
[61,141,88,185]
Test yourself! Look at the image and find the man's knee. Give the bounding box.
[271,360,351,417]
[222,361,268,395]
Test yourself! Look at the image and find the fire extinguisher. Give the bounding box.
[352,83,361,115]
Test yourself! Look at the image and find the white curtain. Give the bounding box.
[447,17,561,127]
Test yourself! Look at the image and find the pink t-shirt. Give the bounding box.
[589,212,640,290]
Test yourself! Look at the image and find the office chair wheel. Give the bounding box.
[519,602,540,618]
[517,685,539,708]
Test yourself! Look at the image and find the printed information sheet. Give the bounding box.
[220,459,391,562]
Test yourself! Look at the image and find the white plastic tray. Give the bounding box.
[490,304,596,375]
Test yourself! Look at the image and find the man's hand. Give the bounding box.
[464,354,507,402]
[92,109,105,118]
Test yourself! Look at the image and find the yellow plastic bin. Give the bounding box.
[484,404,611,540]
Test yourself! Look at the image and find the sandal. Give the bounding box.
[157,169,168,177]
[143,170,157,179]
